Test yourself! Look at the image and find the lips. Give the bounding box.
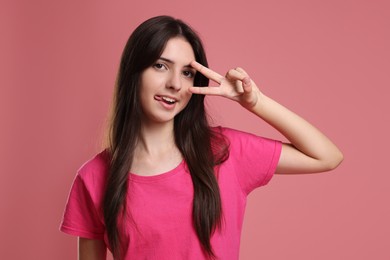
[154,95,177,105]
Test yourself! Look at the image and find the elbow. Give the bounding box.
[323,150,344,172]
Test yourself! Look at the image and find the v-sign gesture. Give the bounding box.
[189,61,260,109]
[189,60,343,174]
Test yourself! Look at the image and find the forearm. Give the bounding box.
[248,90,343,173]
[189,61,343,173]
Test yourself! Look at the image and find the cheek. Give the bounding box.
[182,81,193,100]
[182,92,193,106]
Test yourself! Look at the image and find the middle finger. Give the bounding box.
[191,61,224,84]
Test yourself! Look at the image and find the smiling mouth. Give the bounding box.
[155,95,177,105]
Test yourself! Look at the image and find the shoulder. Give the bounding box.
[213,126,260,138]
[214,127,282,192]
[212,126,274,144]
[61,151,108,238]
[214,126,248,137]
[76,150,110,187]
[212,126,282,156]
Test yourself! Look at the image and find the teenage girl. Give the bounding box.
[60,15,343,260]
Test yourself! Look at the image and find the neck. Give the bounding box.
[131,120,183,176]
[136,121,176,157]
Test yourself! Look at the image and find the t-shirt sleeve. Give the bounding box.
[221,127,282,195]
[60,173,105,240]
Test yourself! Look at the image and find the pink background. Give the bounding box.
[1,1,389,259]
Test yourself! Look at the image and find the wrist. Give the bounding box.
[241,88,265,112]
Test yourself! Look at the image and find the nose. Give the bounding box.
[166,71,182,91]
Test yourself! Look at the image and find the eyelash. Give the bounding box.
[182,70,195,78]
[153,63,167,70]
[153,63,195,79]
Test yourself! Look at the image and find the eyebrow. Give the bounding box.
[158,57,193,69]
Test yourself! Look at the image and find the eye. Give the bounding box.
[182,70,195,78]
[153,63,167,70]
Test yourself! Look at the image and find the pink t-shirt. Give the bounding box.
[60,127,282,259]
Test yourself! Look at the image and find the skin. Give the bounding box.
[78,37,198,259]
[78,238,106,260]
[189,61,344,174]
[131,37,197,176]
[78,37,343,259]
[138,37,195,127]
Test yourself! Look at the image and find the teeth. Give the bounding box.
[162,96,176,103]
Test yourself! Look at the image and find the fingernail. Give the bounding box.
[243,77,251,85]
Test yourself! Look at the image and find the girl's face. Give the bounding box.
[139,37,196,126]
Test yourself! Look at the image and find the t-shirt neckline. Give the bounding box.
[129,160,186,183]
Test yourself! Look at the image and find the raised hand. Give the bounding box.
[189,61,261,109]
[189,62,343,174]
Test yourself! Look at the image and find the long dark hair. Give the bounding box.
[104,15,228,259]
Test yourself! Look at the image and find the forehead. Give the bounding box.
[160,37,195,65]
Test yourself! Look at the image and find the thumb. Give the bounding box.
[242,77,252,93]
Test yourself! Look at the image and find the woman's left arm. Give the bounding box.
[190,61,343,174]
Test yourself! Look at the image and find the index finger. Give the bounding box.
[191,61,224,84]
